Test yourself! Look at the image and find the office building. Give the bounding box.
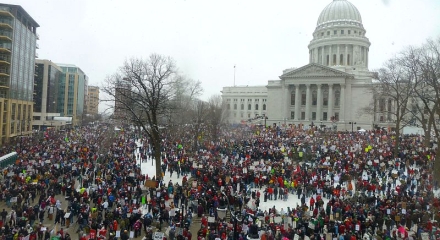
[0,4,38,143]
[56,63,88,126]
[86,85,99,116]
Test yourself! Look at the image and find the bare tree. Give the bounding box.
[373,57,414,156]
[102,54,180,179]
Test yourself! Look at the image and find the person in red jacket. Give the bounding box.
[310,197,315,210]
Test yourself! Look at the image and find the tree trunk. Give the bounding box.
[433,147,440,186]
[153,137,162,181]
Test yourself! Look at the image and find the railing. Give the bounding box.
[0,19,12,26]
[0,31,12,38]
[0,54,10,62]
[0,68,9,74]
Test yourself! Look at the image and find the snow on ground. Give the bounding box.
[134,140,428,215]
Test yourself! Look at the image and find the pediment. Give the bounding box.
[280,63,353,78]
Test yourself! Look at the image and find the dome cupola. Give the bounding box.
[308,0,371,71]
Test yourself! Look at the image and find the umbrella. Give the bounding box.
[358,129,366,132]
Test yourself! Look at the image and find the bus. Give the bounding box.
[0,152,18,169]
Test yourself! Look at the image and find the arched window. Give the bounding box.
[333,54,337,66]
[255,104,259,110]
[248,104,251,110]
[347,54,350,65]
[326,55,329,66]
[334,90,340,106]
[340,54,344,65]
[312,90,317,105]
[301,91,306,105]
[291,91,295,105]
[263,104,266,111]
[241,104,244,110]
[234,104,237,110]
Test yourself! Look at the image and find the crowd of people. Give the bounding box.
[0,121,438,240]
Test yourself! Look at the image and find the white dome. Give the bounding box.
[317,0,362,27]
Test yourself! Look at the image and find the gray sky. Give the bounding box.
[10,0,440,111]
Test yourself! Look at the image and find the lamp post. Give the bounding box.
[217,192,240,240]
[349,121,356,133]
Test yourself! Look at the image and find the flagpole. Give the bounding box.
[234,65,236,87]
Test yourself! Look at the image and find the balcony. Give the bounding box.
[0,9,13,18]
[0,31,12,42]
[0,19,12,30]
[0,54,10,65]
[0,43,10,53]
[0,67,9,77]
[0,76,8,89]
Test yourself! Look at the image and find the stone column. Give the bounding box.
[328,84,334,119]
[314,48,319,64]
[321,46,325,65]
[305,84,311,120]
[345,45,348,65]
[317,84,322,121]
[337,45,340,65]
[294,84,300,121]
[329,45,332,66]
[340,84,345,121]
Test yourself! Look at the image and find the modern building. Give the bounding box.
[222,0,376,130]
[56,64,88,126]
[33,59,63,129]
[86,85,99,116]
[114,77,132,120]
[0,4,39,143]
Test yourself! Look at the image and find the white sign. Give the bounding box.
[154,232,164,240]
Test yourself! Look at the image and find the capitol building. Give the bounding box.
[222,0,379,131]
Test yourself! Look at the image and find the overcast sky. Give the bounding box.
[10,0,440,112]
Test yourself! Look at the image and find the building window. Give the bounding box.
[301,91,306,105]
[234,113,237,117]
[321,32,324,36]
[340,54,344,65]
[348,30,351,34]
[334,30,337,35]
[379,115,384,122]
[234,104,237,110]
[341,30,344,34]
[241,104,244,110]
[291,111,295,119]
[379,99,385,112]
[327,31,330,36]
[291,92,295,105]
[248,104,251,110]
[323,90,328,106]
[334,112,339,121]
[347,54,350,65]
[301,112,305,120]
[312,90,317,105]
[323,112,328,121]
[240,113,243,118]
[333,54,337,66]
[227,104,230,110]
[326,55,329,66]
[312,112,316,120]
[248,113,250,118]
[255,104,259,110]
[335,90,340,106]
[263,104,266,111]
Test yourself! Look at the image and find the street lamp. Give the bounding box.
[349,121,356,133]
[217,192,241,240]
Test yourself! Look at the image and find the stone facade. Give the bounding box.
[222,0,376,130]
